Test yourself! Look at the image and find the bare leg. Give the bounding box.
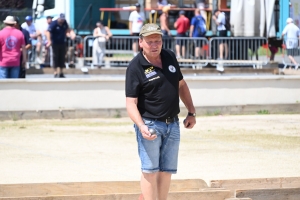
[195,47,200,58]
[157,172,172,200]
[219,43,224,59]
[175,44,181,58]
[288,55,298,66]
[141,172,157,200]
[132,41,138,56]
[224,43,228,59]
[181,45,185,58]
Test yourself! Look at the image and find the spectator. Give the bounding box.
[65,28,77,68]
[0,16,26,79]
[21,15,38,64]
[92,21,112,68]
[46,13,73,78]
[282,17,300,69]
[129,3,145,57]
[189,8,206,59]
[160,6,171,37]
[212,9,229,60]
[36,16,53,65]
[14,16,31,78]
[174,10,190,59]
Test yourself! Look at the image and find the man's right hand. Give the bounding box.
[139,124,157,140]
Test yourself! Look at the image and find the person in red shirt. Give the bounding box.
[174,10,190,59]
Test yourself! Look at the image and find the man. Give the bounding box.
[21,16,38,64]
[212,9,229,60]
[36,16,53,65]
[189,8,206,59]
[160,6,171,36]
[46,13,74,78]
[282,18,300,69]
[0,16,26,79]
[125,23,196,200]
[14,16,31,78]
[129,3,145,57]
[174,10,190,59]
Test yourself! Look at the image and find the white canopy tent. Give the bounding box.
[230,0,276,37]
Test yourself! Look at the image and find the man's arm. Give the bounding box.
[126,97,156,140]
[179,79,196,128]
[46,31,51,47]
[21,45,27,65]
[189,25,194,37]
[129,21,133,35]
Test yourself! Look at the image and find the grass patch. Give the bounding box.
[257,110,270,115]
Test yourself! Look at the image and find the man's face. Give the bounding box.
[139,34,163,57]
[47,18,52,24]
[26,20,32,25]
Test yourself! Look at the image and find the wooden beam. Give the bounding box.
[211,177,300,197]
[0,179,208,198]
[236,188,300,200]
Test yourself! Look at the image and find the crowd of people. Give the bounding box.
[0,13,76,79]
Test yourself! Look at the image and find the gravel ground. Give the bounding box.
[0,114,299,185]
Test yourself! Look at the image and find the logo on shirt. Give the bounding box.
[168,65,176,73]
[5,36,18,50]
[145,66,157,78]
[137,17,143,23]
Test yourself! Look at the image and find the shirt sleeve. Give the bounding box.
[282,26,287,35]
[24,30,30,45]
[191,17,197,26]
[125,65,141,97]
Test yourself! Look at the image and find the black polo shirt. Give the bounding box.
[48,20,69,45]
[125,49,183,119]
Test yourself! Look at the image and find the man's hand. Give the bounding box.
[46,41,52,48]
[183,116,196,129]
[139,124,157,140]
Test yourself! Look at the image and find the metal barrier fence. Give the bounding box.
[26,36,82,68]
[282,38,300,70]
[209,37,269,69]
[83,36,209,68]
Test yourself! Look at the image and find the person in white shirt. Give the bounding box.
[282,18,300,69]
[21,16,38,64]
[129,3,145,56]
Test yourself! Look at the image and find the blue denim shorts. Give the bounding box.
[135,117,180,174]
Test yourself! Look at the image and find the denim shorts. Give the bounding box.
[0,66,20,79]
[135,117,180,174]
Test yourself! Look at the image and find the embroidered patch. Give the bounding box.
[146,71,157,78]
[168,65,176,73]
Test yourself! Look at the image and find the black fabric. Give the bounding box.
[125,49,183,119]
[52,44,66,68]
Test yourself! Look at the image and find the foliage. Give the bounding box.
[0,22,4,30]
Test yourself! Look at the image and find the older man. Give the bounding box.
[0,16,26,79]
[125,23,196,200]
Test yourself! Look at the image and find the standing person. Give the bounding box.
[14,16,31,78]
[129,3,145,57]
[160,6,171,36]
[0,16,26,79]
[46,13,73,78]
[189,8,206,59]
[282,18,300,69]
[212,9,229,60]
[125,23,196,200]
[174,10,190,59]
[21,16,38,64]
[92,21,112,68]
[36,16,53,65]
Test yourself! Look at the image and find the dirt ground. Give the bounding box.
[0,114,300,185]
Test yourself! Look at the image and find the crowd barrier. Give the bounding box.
[209,37,269,69]
[282,38,300,70]
[26,36,82,68]
[26,35,274,69]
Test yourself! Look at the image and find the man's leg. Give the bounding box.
[288,55,298,65]
[157,172,172,200]
[141,172,157,200]
[175,44,181,58]
[9,67,20,79]
[181,45,186,58]
[0,67,8,79]
[195,47,200,58]
[219,43,224,59]
[132,41,138,56]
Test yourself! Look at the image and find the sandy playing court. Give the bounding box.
[0,114,299,185]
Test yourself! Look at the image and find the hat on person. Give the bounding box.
[3,16,16,24]
[59,13,65,19]
[25,15,33,21]
[139,23,163,37]
[14,16,20,24]
[179,10,185,15]
[214,9,220,14]
[286,17,293,23]
[135,3,141,7]
[46,16,54,19]
[162,6,170,13]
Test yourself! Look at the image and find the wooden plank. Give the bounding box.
[0,190,230,200]
[0,179,207,198]
[211,177,300,197]
[236,188,300,200]
[225,198,252,200]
